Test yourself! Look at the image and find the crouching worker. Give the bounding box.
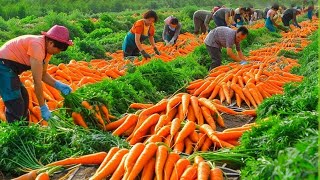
[162,16,182,45]
[204,26,249,70]
[122,10,160,59]
[0,25,73,123]
[282,8,302,29]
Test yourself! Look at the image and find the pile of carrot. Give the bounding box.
[15,144,226,180]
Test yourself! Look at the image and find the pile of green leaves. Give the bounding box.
[0,118,129,176]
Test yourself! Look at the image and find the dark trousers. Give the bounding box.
[206,45,221,71]
[193,17,207,34]
[0,61,29,123]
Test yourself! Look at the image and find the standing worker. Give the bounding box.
[0,25,73,123]
[162,16,182,45]
[213,8,235,27]
[204,26,249,70]
[122,10,161,59]
[282,8,302,28]
[193,7,221,34]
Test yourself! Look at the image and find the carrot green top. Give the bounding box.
[0,35,52,66]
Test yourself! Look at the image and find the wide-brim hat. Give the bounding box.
[41,25,73,46]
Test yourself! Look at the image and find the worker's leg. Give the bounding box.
[193,18,201,34]
[205,45,222,71]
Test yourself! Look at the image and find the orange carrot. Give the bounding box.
[12,170,37,180]
[188,131,199,143]
[35,172,49,180]
[198,161,211,180]
[123,143,145,179]
[215,131,244,141]
[109,154,128,180]
[194,155,204,164]
[181,93,191,118]
[194,133,206,152]
[157,125,171,138]
[190,96,201,122]
[155,115,169,133]
[199,124,221,145]
[242,109,257,116]
[96,147,119,173]
[47,152,107,166]
[208,84,221,100]
[156,145,168,180]
[105,114,128,131]
[129,103,154,109]
[127,143,158,180]
[187,105,196,122]
[170,118,182,138]
[170,158,190,180]
[81,100,93,110]
[90,149,129,180]
[166,96,182,115]
[221,82,231,104]
[164,152,181,180]
[71,112,88,128]
[175,121,196,144]
[242,87,257,108]
[200,106,216,130]
[141,157,156,180]
[184,137,193,155]
[134,113,160,136]
[112,114,138,136]
[145,134,163,143]
[210,167,224,180]
[99,104,111,123]
[180,165,198,180]
[201,136,213,151]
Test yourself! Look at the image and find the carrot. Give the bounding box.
[248,88,262,105]
[230,83,246,100]
[90,149,129,180]
[145,134,163,143]
[190,96,201,122]
[242,109,257,116]
[129,103,154,109]
[215,131,244,141]
[218,88,225,103]
[176,103,184,121]
[193,81,212,96]
[194,155,204,164]
[12,170,37,180]
[155,115,169,133]
[208,84,221,100]
[81,100,93,110]
[201,136,213,151]
[198,98,218,114]
[223,126,252,133]
[242,87,257,108]
[99,104,111,123]
[105,114,128,131]
[109,155,127,180]
[170,118,182,138]
[173,141,184,153]
[156,145,169,180]
[94,105,106,130]
[164,152,181,180]
[199,81,218,98]
[181,93,191,118]
[180,164,198,180]
[123,143,145,179]
[134,113,160,136]
[175,121,196,144]
[235,93,242,107]
[166,96,182,115]
[187,105,196,122]
[112,114,138,136]
[210,167,224,180]
[199,124,221,145]
[200,106,216,130]
[127,143,158,180]
[96,147,119,173]
[71,112,88,128]
[194,133,206,152]
[170,158,190,180]
[189,131,199,143]
[157,125,171,138]
[184,137,193,155]
[47,151,107,166]
[141,157,156,180]
[216,113,225,128]
[198,161,211,180]
[197,108,205,125]
[221,82,231,104]
[35,172,49,180]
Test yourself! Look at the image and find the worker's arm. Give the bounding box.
[149,35,156,48]
[237,50,246,60]
[134,33,144,51]
[226,47,241,62]
[292,13,301,28]
[30,58,45,106]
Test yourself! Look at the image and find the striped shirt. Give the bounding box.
[204,26,240,51]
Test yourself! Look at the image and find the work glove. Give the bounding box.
[164,40,169,45]
[54,81,72,95]
[240,60,248,65]
[154,47,161,55]
[169,39,175,45]
[140,50,151,59]
[40,104,52,121]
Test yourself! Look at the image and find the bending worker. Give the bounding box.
[122,10,160,59]
[0,25,73,122]
[193,7,221,34]
[162,16,182,45]
[282,8,302,28]
[204,26,249,70]
[213,7,235,27]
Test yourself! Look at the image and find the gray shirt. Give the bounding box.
[193,10,213,26]
[162,23,182,41]
[213,8,231,20]
[204,26,240,51]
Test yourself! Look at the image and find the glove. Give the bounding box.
[140,50,151,59]
[154,47,161,55]
[297,25,302,29]
[54,81,72,95]
[40,104,51,121]
[169,39,175,45]
[164,40,169,45]
[240,60,248,65]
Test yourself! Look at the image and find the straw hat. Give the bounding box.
[41,25,73,45]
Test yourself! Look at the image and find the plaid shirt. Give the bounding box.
[204,26,240,51]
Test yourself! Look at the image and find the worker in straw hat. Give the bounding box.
[0,25,73,123]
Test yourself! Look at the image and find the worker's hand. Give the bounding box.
[240,60,248,65]
[297,25,302,29]
[153,47,161,55]
[40,104,51,121]
[140,50,151,59]
[55,81,72,95]
[164,40,169,45]
[169,39,175,45]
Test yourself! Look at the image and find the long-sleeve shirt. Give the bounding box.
[204,26,240,51]
[162,23,182,41]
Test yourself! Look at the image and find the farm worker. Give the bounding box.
[282,8,302,28]
[162,16,182,45]
[265,4,282,32]
[204,26,249,70]
[0,25,73,123]
[250,9,264,23]
[193,7,221,34]
[306,1,314,21]
[213,8,235,27]
[234,7,248,27]
[122,10,160,59]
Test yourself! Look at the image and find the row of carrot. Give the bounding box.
[14,143,229,180]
